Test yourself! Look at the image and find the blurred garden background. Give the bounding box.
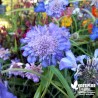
[0,0,98,98]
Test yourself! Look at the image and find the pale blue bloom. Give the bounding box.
[59,50,77,70]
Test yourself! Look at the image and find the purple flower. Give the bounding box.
[25,63,43,82]
[45,0,69,17]
[9,58,24,77]
[74,49,98,84]
[0,46,10,60]
[60,48,98,84]
[0,81,17,98]
[34,2,46,12]
[21,23,71,67]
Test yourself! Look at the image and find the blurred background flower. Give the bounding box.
[45,0,69,17]
[25,63,43,82]
[0,46,10,60]
[61,16,72,27]
[0,81,17,98]
[9,58,24,77]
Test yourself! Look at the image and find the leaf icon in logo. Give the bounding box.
[71,80,78,90]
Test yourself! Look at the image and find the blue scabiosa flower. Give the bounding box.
[90,19,98,40]
[20,23,71,67]
[34,1,46,12]
[45,0,69,17]
[0,81,17,98]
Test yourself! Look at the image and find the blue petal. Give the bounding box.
[59,50,77,70]
[41,60,48,67]
[0,82,17,98]
[94,49,98,58]
[34,2,46,12]
[58,44,66,50]
[76,55,87,64]
[65,50,77,66]
[74,73,79,80]
[52,55,56,65]
[22,51,28,57]
[27,56,36,63]
[90,34,98,40]
[59,57,73,70]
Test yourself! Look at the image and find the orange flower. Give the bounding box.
[82,19,91,26]
[92,6,98,18]
[87,23,93,34]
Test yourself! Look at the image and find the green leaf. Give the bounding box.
[34,85,43,98]
[50,66,75,98]
[41,68,53,98]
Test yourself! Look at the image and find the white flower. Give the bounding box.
[72,8,83,17]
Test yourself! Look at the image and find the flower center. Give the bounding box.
[31,34,58,56]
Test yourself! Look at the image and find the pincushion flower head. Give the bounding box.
[25,63,43,82]
[45,0,69,18]
[21,23,71,67]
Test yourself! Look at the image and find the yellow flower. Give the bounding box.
[2,0,18,11]
[6,6,11,12]
[42,12,47,19]
[0,18,11,28]
[61,16,72,27]
[69,3,73,7]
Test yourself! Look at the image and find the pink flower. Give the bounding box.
[9,59,24,77]
[25,63,43,82]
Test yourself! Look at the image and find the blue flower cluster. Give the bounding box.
[34,0,69,17]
